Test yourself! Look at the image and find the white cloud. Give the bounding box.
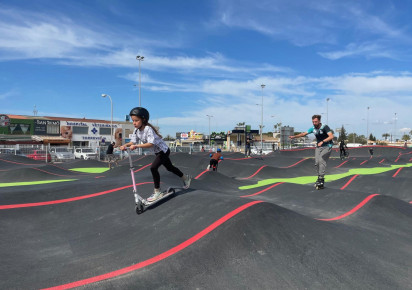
[399,128,411,133]
[320,73,412,95]
[0,6,290,77]
[0,89,17,100]
[215,0,411,60]
[0,10,110,60]
[318,42,396,60]
[154,72,412,137]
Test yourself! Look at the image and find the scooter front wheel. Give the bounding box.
[135,201,144,215]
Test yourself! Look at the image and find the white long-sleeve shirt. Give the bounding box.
[131,126,169,154]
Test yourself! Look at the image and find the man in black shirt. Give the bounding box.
[106,142,116,165]
[106,142,115,155]
[339,140,348,159]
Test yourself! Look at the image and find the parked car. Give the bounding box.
[50,147,75,162]
[27,150,51,161]
[0,148,15,154]
[74,148,98,160]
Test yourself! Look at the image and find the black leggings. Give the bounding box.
[151,149,183,188]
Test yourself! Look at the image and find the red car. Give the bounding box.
[27,150,52,161]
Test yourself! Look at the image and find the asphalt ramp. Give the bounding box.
[1,148,411,289]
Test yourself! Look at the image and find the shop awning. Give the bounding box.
[31,135,71,144]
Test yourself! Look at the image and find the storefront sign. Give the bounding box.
[0,115,10,127]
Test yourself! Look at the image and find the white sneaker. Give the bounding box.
[182,174,192,189]
[147,189,163,202]
[207,165,210,170]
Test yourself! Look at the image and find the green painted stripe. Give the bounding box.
[239,163,412,190]
[69,168,109,173]
[0,179,77,188]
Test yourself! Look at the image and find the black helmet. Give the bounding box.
[129,107,149,122]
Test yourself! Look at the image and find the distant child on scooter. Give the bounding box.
[207,148,223,171]
[120,107,191,202]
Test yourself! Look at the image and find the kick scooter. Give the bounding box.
[127,149,176,214]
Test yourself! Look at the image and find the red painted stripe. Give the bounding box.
[340,174,359,190]
[241,165,267,179]
[32,167,71,177]
[194,170,208,179]
[281,148,314,152]
[395,157,400,162]
[281,158,307,168]
[225,155,269,161]
[134,163,151,173]
[0,182,152,210]
[225,157,252,160]
[379,159,385,164]
[318,194,380,221]
[42,200,264,290]
[360,160,368,165]
[133,155,147,162]
[240,182,283,197]
[0,157,39,165]
[392,167,403,178]
[334,160,348,168]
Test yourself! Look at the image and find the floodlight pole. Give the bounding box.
[101,94,113,143]
[326,98,330,125]
[260,84,265,154]
[136,55,144,106]
[366,106,370,144]
[206,115,213,147]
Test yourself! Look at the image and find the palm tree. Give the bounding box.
[402,134,410,141]
[273,122,282,133]
[382,133,390,140]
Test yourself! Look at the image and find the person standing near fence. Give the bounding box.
[245,138,252,157]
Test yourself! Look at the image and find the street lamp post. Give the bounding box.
[260,84,265,154]
[366,106,370,144]
[326,98,330,125]
[136,55,144,106]
[206,115,213,147]
[101,94,113,143]
[394,112,397,143]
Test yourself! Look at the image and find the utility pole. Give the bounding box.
[260,84,265,154]
[136,55,144,106]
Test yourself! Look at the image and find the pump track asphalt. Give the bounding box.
[1,146,412,289]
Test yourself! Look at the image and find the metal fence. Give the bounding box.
[0,144,141,163]
[0,142,283,162]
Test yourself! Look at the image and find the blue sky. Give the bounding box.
[1,0,412,139]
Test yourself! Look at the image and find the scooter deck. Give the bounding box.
[135,187,177,214]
